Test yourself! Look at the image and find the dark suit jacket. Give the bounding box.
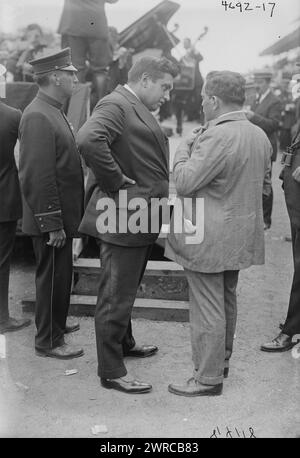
[77,85,170,246]
[251,91,282,161]
[18,91,84,237]
[0,101,22,222]
[58,0,109,40]
[283,129,300,228]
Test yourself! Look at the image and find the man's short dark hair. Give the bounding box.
[204,71,246,106]
[128,56,179,83]
[33,73,51,87]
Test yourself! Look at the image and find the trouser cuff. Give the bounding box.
[194,369,224,385]
[98,366,127,380]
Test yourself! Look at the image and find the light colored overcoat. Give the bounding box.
[165,111,272,273]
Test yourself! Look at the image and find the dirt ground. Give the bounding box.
[1,122,300,439]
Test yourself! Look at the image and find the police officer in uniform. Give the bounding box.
[18,48,84,359]
[261,64,300,352]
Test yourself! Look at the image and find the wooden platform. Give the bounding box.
[22,258,190,321]
[22,295,189,322]
[72,258,189,301]
[21,179,190,320]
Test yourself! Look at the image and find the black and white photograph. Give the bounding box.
[0,0,300,440]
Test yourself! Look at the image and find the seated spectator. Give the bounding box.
[6,24,46,82]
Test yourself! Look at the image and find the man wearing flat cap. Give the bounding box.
[261,64,300,353]
[18,48,85,359]
[245,70,282,230]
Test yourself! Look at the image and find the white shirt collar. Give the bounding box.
[258,88,271,104]
[123,84,140,101]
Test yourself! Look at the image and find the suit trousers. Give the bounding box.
[61,35,111,81]
[31,236,73,350]
[184,269,239,385]
[282,224,300,336]
[0,221,17,323]
[263,164,273,227]
[95,241,152,379]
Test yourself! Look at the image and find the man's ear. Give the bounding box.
[48,72,58,85]
[213,96,221,110]
[141,72,150,88]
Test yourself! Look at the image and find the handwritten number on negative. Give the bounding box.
[221,2,276,16]
[244,2,253,10]
[268,2,275,17]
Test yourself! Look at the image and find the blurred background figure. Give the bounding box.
[245,70,282,230]
[278,73,296,151]
[6,24,46,82]
[181,35,204,122]
[58,0,119,110]
[291,73,300,138]
[107,26,133,93]
[173,28,208,135]
[244,81,257,110]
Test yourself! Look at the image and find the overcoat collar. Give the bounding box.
[210,110,248,127]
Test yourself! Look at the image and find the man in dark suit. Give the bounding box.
[58,0,119,107]
[18,48,84,358]
[77,56,178,394]
[0,65,31,333]
[245,71,282,229]
[261,65,300,352]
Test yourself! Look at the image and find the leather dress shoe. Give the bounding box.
[64,321,80,334]
[168,378,223,397]
[0,317,31,333]
[35,343,84,359]
[101,377,152,394]
[260,332,295,352]
[123,344,158,358]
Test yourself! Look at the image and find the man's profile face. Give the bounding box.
[141,73,174,112]
[26,29,42,47]
[255,77,270,96]
[57,70,78,97]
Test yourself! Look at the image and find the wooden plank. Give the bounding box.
[22,296,189,322]
[73,258,184,276]
[73,273,188,300]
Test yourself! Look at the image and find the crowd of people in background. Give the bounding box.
[1,20,300,138]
